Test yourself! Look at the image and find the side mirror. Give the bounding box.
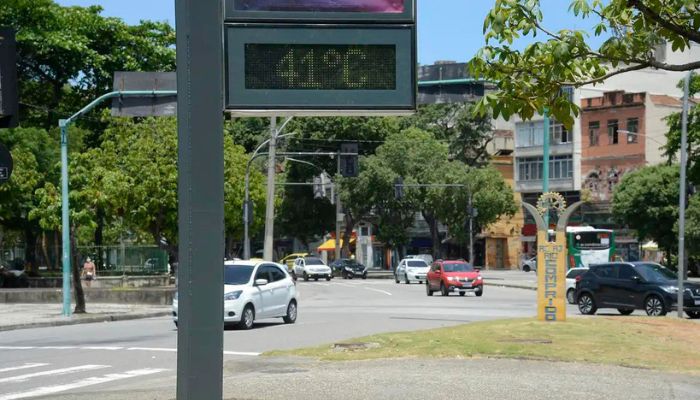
[255,279,268,286]
[632,275,641,283]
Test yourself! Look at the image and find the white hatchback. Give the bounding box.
[293,256,332,281]
[566,267,589,304]
[173,260,298,330]
[395,258,430,284]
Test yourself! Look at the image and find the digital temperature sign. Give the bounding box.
[225,25,415,114]
[244,44,396,90]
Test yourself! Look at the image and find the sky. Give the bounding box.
[55,0,606,65]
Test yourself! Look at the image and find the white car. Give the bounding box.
[173,260,298,330]
[521,257,537,272]
[395,258,430,284]
[566,267,589,304]
[293,256,332,282]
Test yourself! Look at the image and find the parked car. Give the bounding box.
[576,262,700,318]
[330,259,368,279]
[279,252,308,272]
[426,260,483,297]
[394,258,430,284]
[520,256,537,272]
[172,260,297,329]
[566,267,588,304]
[293,256,332,282]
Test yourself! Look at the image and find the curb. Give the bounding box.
[485,282,537,291]
[0,310,172,332]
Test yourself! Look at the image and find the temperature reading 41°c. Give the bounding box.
[244,44,396,90]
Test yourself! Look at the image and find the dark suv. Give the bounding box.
[576,262,700,318]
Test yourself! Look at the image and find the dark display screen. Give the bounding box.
[244,44,396,90]
[234,0,404,13]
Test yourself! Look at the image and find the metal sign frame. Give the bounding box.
[225,0,415,23]
[225,24,416,116]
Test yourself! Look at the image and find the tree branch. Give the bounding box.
[627,0,700,44]
[564,62,651,86]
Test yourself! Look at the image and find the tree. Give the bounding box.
[664,73,700,181]
[402,103,495,166]
[469,0,700,125]
[612,165,680,259]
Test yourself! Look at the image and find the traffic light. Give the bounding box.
[340,143,359,177]
[394,177,404,200]
[0,28,18,129]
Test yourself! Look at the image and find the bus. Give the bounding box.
[566,226,615,269]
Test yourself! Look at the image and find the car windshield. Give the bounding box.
[443,263,473,272]
[304,257,324,265]
[224,265,254,285]
[572,231,612,250]
[407,260,428,268]
[636,263,677,282]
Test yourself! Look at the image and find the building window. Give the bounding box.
[626,118,639,143]
[608,120,619,145]
[517,155,573,181]
[550,121,570,144]
[589,121,600,146]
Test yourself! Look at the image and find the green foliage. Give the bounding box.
[469,0,700,126]
[612,165,680,254]
[664,73,700,181]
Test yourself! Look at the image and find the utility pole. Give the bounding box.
[678,72,691,319]
[468,187,474,266]
[335,153,342,262]
[543,110,551,228]
[263,117,277,261]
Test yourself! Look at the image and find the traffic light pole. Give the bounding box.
[335,153,342,261]
[263,117,278,261]
[678,72,691,319]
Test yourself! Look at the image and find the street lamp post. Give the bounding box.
[59,90,176,317]
[678,72,691,319]
[243,130,295,260]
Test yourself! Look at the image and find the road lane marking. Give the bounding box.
[0,365,109,383]
[0,364,48,373]
[0,368,167,400]
[223,351,261,356]
[335,282,392,296]
[0,345,260,356]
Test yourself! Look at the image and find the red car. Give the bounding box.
[426,260,483,297]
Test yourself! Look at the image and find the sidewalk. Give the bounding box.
[0,303,171,332]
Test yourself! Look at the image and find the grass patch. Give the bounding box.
[268,317,700,374]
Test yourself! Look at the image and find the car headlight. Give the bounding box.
[476,275,483,280]
[660,286,678,294]
[345,267,353,271]
[224,290,243,301]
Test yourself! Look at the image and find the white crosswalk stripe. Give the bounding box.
[0,368,167,400]
[0,364,48,374]
[0,365,109,383]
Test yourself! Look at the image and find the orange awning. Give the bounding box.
[317,238,355,252]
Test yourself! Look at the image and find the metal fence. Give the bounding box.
[79,245,169,275]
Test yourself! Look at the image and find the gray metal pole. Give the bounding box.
[59,122,71,317]
[678,72,691,319]
[263,117,278,261]
[335,154,342,261]
[175,0,224,398]
[468,188,474,266]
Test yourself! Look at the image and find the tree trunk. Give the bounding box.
[24,225,37,273]
[53,230,60,270]
[70,227,86,314]
[422,211,441,260]
[41,232,50,272]
[341,214,355,258]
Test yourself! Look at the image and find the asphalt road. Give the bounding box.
[1,279,692,399]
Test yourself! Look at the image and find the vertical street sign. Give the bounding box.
[224,0,417,116]
[0,28,19,129]
[175,0,224,399]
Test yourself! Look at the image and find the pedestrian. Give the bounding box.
[82,257,96,287]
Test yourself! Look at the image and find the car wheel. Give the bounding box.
[566,289,575,305]
[404,275,410,284]
[578,293,597,315]
[686,311,700,319]
[395,273,400,284]
[362,273,367,280]
[314,277,319,282]
[303,272,309,282]
[475,287,483,297]
[238,305,255,330]
[459,292,466,297]
[342,271,347,279]
[283,300,297,324]
[325,275,331,281]
[426,282,433,296]
[617,308,634,316]
[645,295,667,316]
[523,265,531,273]
[440,282,449,296]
